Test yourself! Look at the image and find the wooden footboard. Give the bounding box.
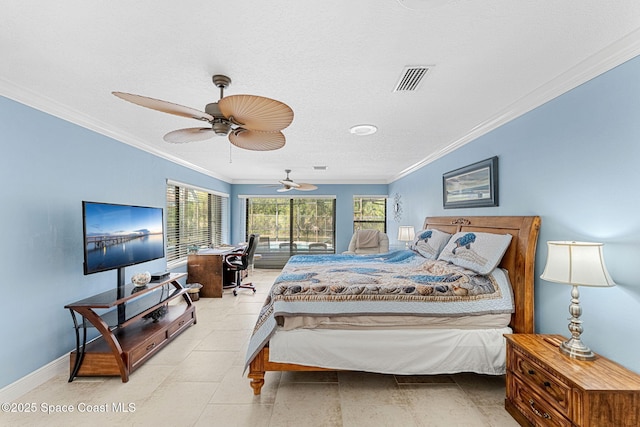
[247,215,541,394]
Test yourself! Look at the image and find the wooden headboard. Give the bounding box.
[423,216,541,334]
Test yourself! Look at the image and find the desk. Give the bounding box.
[187,247,241,297]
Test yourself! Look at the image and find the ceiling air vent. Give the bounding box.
[394,66,431,92]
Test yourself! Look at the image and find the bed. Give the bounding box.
[245,215,541,394]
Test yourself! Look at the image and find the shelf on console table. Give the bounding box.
[65,273,196,383]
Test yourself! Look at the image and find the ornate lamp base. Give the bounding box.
[560,284,596,361]
[560,337,596,361]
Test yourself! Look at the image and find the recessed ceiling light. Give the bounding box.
[313,165,328,171]
[349,124,377,136]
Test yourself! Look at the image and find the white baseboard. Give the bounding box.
[0,354,68,402]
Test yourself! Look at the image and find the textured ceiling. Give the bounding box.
[2,1,640,185]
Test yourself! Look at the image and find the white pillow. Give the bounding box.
[410,229,451,260]
[437,231,512,274]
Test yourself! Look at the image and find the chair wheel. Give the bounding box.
[253,288,256,293]
[233,290,237,296]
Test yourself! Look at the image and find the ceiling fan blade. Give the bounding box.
[112,92,214,121]
[229,129,286,151]
[296,183,318,191]
[164,128,214,143]
[218,94,293,131]
[279,179,300,188]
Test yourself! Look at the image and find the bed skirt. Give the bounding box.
[268,326,512,376]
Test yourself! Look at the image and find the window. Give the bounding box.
[166,180,229,265]
[353,196,387,232]
[245,197,336,268]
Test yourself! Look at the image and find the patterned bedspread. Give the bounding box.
[245,250,513,368]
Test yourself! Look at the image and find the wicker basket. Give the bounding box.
[186,283,202,301]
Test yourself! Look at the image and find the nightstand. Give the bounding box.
[504,334,640,426]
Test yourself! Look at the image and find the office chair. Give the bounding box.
[223,234,259,296]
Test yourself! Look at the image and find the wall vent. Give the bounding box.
[394,66,431,92]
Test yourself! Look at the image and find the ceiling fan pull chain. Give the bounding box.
[229,142,233,163]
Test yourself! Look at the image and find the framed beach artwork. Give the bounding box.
[443,156,498,209]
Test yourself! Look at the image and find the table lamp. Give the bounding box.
[398,226,415,248]
[540,241,615,361]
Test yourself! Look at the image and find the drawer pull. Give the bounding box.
[178,320,185,327]
[146,342,156,351]
[528,399,551,420]
[543,381,551,387]
[528,369,535,375]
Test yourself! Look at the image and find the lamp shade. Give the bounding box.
[540,241,615,287]
[398,226,415,242]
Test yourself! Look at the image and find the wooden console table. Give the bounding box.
[65,273,196,382]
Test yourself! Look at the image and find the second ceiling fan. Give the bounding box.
[112,74,293,151]
[277,169,317,192]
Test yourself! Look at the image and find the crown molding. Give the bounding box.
[390,28,640,183]
[0,78,232,184]
[3,27,639,187]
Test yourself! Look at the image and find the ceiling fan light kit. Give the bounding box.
[112,74,293,151]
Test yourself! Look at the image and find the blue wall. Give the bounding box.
[0,97,231,389]
[389,55,640,373]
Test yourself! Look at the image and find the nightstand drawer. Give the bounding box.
[510,374,572,427]
[511,346,571,415]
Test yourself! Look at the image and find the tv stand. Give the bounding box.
[65,273,196,382]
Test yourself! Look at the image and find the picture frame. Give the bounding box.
[443,156,498,209]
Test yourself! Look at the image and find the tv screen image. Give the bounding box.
[83,201,165,275]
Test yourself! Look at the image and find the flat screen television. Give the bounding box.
[82,201,165,275]
[82,201,165,326]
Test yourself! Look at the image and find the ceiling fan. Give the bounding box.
[112,74,293,151]
[276,169,318,192]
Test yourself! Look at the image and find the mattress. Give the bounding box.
[281,312,512,330]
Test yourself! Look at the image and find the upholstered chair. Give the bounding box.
[342,229,389,254]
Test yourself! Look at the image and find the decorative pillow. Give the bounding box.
[437,231,512,274]
[410,229,451,260]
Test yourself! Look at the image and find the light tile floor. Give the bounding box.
[3,269,519,427]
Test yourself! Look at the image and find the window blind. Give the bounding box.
[166,181,229,264]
